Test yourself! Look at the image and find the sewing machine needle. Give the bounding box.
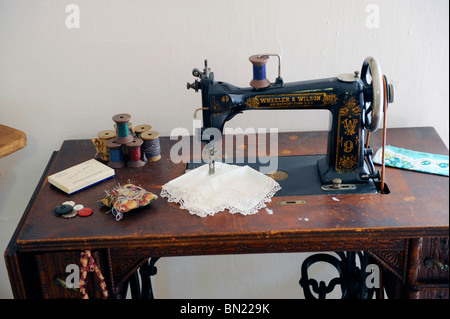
[209,143,215,175]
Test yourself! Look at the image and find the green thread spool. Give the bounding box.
[112,113,133,144]
[117,123,129,137]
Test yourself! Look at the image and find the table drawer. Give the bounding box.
[34,250,106,299]
[409,237,449,283]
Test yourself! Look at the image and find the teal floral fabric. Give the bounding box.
[373,145,449,176]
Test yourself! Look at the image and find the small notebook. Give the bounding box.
[48,159,115,194]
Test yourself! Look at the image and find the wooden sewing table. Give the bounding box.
[5,127,449,299]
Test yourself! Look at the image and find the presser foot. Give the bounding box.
[321,178,356,191]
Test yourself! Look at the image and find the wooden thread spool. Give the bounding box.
[126,138,145,168]
[114,122,136,138]
[128,122,134,137]
[134,124,152,138]
[106,139,125,169]
[141,130,161,162]
[134,124,152,162]
[249,54,271,89]
[92,130,116,161]
[112,113,134,144]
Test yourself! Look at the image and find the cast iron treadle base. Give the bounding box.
[123,257,160,299]
[299,252,383,299]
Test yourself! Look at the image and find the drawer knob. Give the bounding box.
[424,258,449,272]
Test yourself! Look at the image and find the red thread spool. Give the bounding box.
[126,138,145,168]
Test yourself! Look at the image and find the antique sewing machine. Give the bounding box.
[187,54,394,195]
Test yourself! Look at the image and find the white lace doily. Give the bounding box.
[160,162,281,217]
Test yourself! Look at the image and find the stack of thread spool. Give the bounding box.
[100,113,161,169]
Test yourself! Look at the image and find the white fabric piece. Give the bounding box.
[160,162,281,217]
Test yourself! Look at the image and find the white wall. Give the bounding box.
[0,0,448,299]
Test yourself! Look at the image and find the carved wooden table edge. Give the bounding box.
[13,230,417,253]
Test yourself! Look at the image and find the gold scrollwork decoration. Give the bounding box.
[246,97,260,108]
[338,155,357,170]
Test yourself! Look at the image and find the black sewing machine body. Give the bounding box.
[188,55,393,193]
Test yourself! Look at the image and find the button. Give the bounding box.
[73,204,84,211]
[62,201,75,207]
[54,204,73,215]
[78,207,93,217]
[61,209,78,219]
